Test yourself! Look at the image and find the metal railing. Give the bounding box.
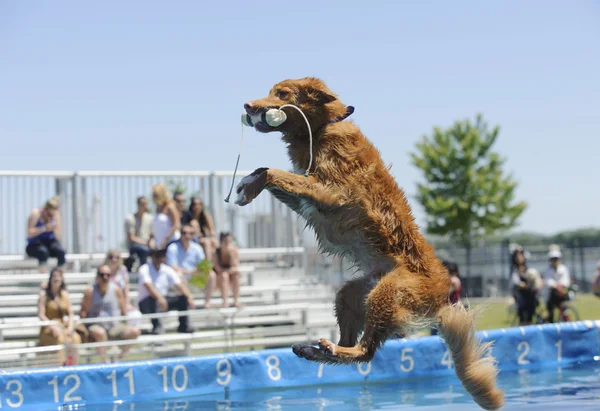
[0,170,307,255]
[0,303,337,370]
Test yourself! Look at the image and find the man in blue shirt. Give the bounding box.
[167,223,216,308]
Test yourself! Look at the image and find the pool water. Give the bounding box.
[76,360,600,410]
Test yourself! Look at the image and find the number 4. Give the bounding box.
[441,348,454,369]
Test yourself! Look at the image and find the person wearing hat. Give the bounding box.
[542,245,572,323]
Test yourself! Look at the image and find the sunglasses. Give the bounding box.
[97,272,110,279]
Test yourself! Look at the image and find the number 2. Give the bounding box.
[517,341,530,365]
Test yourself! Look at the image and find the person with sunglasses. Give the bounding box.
[79,265,141,363]
[167,223,216,309]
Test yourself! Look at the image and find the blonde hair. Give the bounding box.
[44,196,60,210]
[104,249,122,265]
[152,183,172,207]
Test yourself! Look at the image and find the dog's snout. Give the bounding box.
[244,102,254,114]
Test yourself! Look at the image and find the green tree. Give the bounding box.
[410,113,527,276]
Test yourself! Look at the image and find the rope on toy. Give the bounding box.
[224,121,246,203]
[278,104,313,177]
[224,104,314,203]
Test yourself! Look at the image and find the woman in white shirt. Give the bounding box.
[150,183,180,250]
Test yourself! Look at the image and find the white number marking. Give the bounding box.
[4,380,24,408]
[517,341,530,365]
[265,355,281,381]
[400,348,414,372]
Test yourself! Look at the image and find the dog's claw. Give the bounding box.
[318,338,337,355]
[292,343,342,365]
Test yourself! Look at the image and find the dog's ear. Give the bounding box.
[306,87,337,105]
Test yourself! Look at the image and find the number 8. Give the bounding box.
[265,356,281,381]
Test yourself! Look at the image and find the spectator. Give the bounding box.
[431,260,462,335]
[173,191,194,227]
[26,196,66,273]
[79,265,141,363]
[509,246,539,325]
[104,249,142,325]
[138,248,196,334]
[124,196,153,271]
[188,197,218,260]
[592,260,600,298]
[214,232,242,308]
[37,267,81,366]
[543,245,572,323]
[167,223,216,308]
[150,183,181,250]
[445,260,462,305]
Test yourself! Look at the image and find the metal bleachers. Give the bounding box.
[0,246,339,371]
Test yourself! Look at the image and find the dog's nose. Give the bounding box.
[244,102,254,114]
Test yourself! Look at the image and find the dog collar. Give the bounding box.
[329,106,355,124]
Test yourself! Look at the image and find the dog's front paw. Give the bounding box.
[235,168,268,206]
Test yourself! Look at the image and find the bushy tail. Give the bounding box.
[436,302,505,410]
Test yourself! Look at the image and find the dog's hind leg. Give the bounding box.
[296,269,416,365]
[292,275,375,362]
[334,275,375,347]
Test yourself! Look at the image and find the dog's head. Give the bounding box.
[243,77,350,137]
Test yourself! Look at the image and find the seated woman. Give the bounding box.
[188,197,218,261]
[213,232,241,308]
[104,249,142,326]
[26,196,66,273]
[37,267,81,366]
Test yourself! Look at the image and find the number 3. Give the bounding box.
[3,380,24,408]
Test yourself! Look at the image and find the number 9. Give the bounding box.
[216,359,232,386]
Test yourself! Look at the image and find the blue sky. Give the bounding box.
[1,1,598,235]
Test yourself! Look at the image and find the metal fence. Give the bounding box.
[433,242,600,297]
[0,171,304,255]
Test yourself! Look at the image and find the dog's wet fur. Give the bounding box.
[235,77,504,410]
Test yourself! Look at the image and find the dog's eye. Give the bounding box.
[277,90,289,99]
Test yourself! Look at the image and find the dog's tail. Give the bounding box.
[436,302,505,410]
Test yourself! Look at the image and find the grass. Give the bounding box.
[412,293,600,337]
[469,293,600,331]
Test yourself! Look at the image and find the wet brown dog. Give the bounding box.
[235,77,504,410]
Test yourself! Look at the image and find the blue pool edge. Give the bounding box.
[1,320,599,410]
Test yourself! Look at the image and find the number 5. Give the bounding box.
[400,348,414,372]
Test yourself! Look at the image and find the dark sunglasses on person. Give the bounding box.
[97,271,110,280]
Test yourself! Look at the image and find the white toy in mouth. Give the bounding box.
[225,104,314,203]
[241,108,287,128]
